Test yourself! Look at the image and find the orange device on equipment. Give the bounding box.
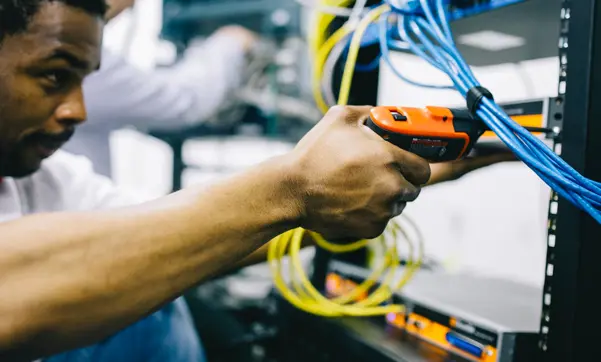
[366,106,551,163]
[366,106,486,163]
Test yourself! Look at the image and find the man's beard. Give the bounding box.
[0,128,74,178]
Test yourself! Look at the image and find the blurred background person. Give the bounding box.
[64,0,258,177]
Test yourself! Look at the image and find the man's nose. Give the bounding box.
[54,86,87,128]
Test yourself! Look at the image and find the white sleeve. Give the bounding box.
[20,151,146,213]
[83,33,247,132]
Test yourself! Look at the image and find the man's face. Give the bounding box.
[0,2,103,177]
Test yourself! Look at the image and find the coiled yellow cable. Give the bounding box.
[268,217,423,317]
[278,2,420,318]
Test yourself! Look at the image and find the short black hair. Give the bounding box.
[0,0,107,41]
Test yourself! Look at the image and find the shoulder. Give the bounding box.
[17,151,143,212]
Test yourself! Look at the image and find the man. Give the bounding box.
[0,1,512,361]
[64,0,258,176]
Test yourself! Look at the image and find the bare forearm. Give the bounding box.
[0,156,300,361]
[222,166,468,275]
[221,233,315,276]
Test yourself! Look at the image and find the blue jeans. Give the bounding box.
[44,298,205,362]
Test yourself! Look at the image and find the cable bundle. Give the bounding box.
[390,0,601,223]
[314,0,601,223]
[268,217,423,317]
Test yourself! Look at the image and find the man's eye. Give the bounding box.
[41,70,71,89]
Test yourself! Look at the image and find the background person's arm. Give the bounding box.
[0,106,429,362]
[427,152,517,186]
[81,27,253,133]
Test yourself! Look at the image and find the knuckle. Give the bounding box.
[346,149,377,170]
[377,147,395,165]
[363,222,388,240]
[383,166,405,189]
[415,160,432,185]
[325,105,367,127]
[343,109,361,123]
[327,105,345,114]
[382,206,396,220]
[399,184,421,202]
[322,106,346,124]
[339,151,363,170]
[385,175,404,198]
[402,154,432,185]
[406,186,422,202]
[327,105,351,118]
[421,163,432,184]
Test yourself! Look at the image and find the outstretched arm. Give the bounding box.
[0,106,430,361]
[0,157,298,362]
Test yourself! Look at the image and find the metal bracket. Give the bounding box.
[546,97,564,139]
[538,0,570,356]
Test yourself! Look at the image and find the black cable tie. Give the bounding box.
[466,86,494,116]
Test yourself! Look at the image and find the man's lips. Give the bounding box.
[24,129,74,159]
[33,140,65,158]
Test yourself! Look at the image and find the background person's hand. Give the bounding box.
[427,151,518,186]
[212,25,259,53]
[288,106,431,241]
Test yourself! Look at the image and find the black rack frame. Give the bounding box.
[540,0,601,361]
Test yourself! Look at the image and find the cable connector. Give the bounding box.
[466,86,494,116]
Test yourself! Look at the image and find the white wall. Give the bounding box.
[379,52,558,287]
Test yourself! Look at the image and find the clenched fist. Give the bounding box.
[287,105,431,240]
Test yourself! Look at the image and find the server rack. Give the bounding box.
[314,0,601,361]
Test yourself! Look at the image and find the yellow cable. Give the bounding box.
[312,24,354,114]
[338,4,389,105]
[268,229,400,316]
[269,228,402,316]
[268,217,423,317]
[309,0,357,113]
[311,4,391,112]
[289,229,400,314]
[310,0,354,56]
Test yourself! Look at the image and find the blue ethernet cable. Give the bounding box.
[391,0,601,221]
[355,55,382,72]
[386,0,422,15]
[379,13,454,89]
